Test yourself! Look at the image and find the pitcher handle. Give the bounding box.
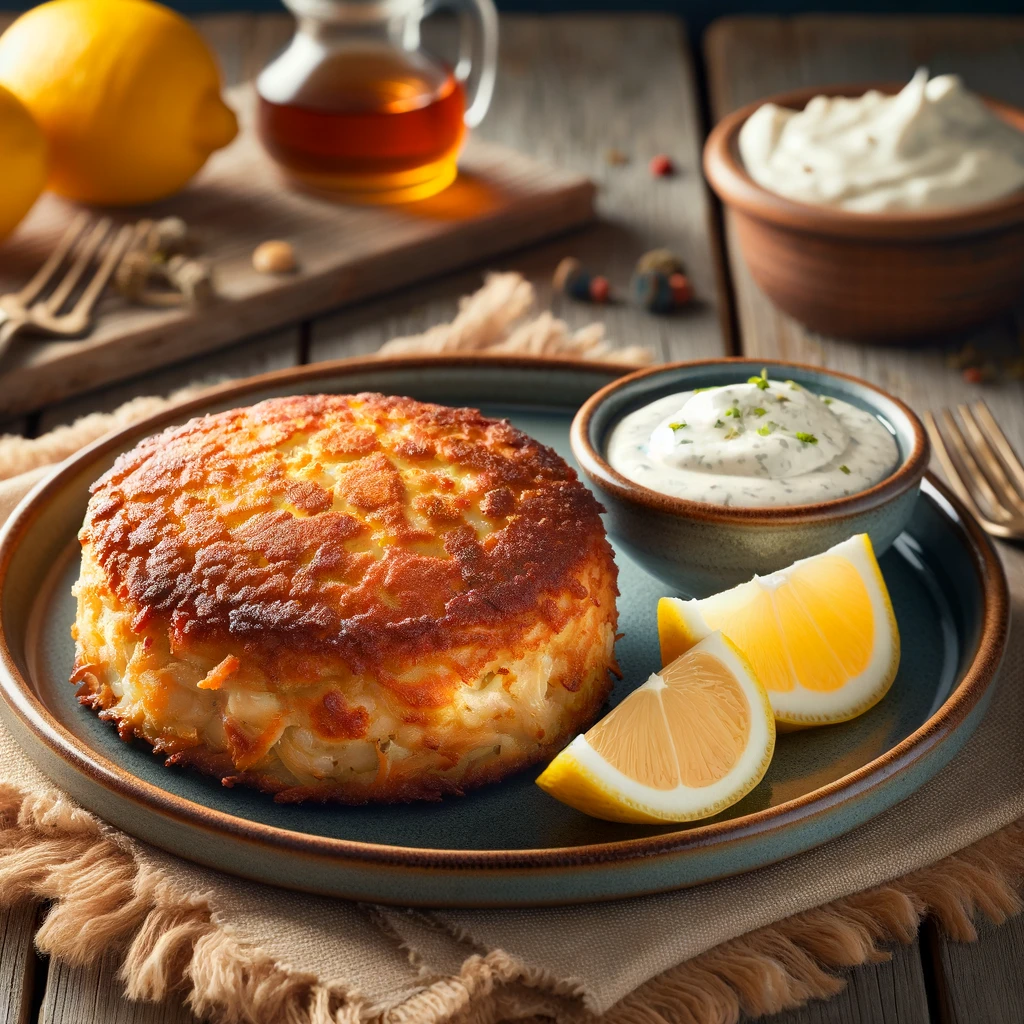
[420,0,497,128]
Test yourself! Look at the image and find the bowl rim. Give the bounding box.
[570,357,930,526]
[703,81,1024,239]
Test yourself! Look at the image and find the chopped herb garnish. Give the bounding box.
[714,419,726,428]
[785,379,800,391]
[756,425,772,436]
[725,407,742,418]
[692,386,718,393]
[747,368,770,390]
[795,431,818,444]
[669,421,687,431]
[753,406,767,417]
[822,397,834,405]
[775,394,790,404]
[839,464,851,474]
[724,427,741,440]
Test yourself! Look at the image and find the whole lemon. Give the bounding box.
[0,0,238,205]
[0,83,47,241]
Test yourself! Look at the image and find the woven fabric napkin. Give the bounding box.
[0,293,1022,1023]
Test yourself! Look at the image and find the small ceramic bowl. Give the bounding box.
[571,358,929,596]
[703,83,1024,341]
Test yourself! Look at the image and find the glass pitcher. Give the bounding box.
[256,0,497,203]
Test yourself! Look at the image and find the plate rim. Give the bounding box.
[0,354,1011,873]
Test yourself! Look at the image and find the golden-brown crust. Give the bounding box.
[73,394,620,801]
[81,394,613,686]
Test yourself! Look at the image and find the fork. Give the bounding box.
[924,400,1024,540]
[0,213,143,359]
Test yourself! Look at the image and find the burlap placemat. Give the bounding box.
[0,279,1021,1024]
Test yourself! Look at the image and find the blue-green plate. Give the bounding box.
[0,357,1009,906]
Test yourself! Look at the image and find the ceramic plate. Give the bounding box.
[0,357,1009,906]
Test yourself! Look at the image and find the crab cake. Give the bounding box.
[71,393,619,803]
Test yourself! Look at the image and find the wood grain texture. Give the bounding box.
[706,15,1024,110]
[0,13,595,418]
[36,324,300,431]
[706,17,1024,1024]
[926,916,1024,1023]
[0,904,37,1024]
[41,955,199,1024]
[760,942,931,1024]
[311,14,727,365]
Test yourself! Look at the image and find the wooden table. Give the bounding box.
[0,12,1022,1024]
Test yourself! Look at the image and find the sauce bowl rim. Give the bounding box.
[570,357,930,526]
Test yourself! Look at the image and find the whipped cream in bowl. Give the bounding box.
[737,69,1024,214]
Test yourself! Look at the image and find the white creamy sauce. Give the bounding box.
[738,68,1024,212]
[606,376,898,507]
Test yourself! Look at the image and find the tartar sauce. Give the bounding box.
[606,374,898,507]
[738,68,1024,213]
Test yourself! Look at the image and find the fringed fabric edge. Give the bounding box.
[2,770,1024,1024]
[1,778,1023,1024]
[606,821,1024,1024]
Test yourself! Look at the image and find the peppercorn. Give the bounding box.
[552,257,594,300]
[630,270,675,313]
[669,272,693,305]
[649,154,674,177]
[150,216,189,256]
[553,257,581,292]
[636,248,685,277]
[589,275,611,303]
[946,343,980,370]
[631,269,692,312]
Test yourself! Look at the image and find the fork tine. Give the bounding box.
[14,211,93,306]
[957,403,1024,516]
[939,409,1016,522]
[924,411,991,524]
[970,401,1024,501]
[40,217,112,315]
[65,223,138,325]
[924,412,978,514]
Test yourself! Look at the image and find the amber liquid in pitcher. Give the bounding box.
[257,48,467,202]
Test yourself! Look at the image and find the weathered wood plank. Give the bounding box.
[761,941,931,1024]
[706,16,1024,110]
[310,14,727,365]
[0,903,37,1024]
[36,325,301,433]
[40,954,199,1024]
[925,916,1024,1024]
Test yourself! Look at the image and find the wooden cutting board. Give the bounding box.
[0,84,594,418]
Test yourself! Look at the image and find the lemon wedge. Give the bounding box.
[536,632,774,824]
[659,534,899,728]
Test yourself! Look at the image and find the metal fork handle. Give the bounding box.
[11,212,92,311]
